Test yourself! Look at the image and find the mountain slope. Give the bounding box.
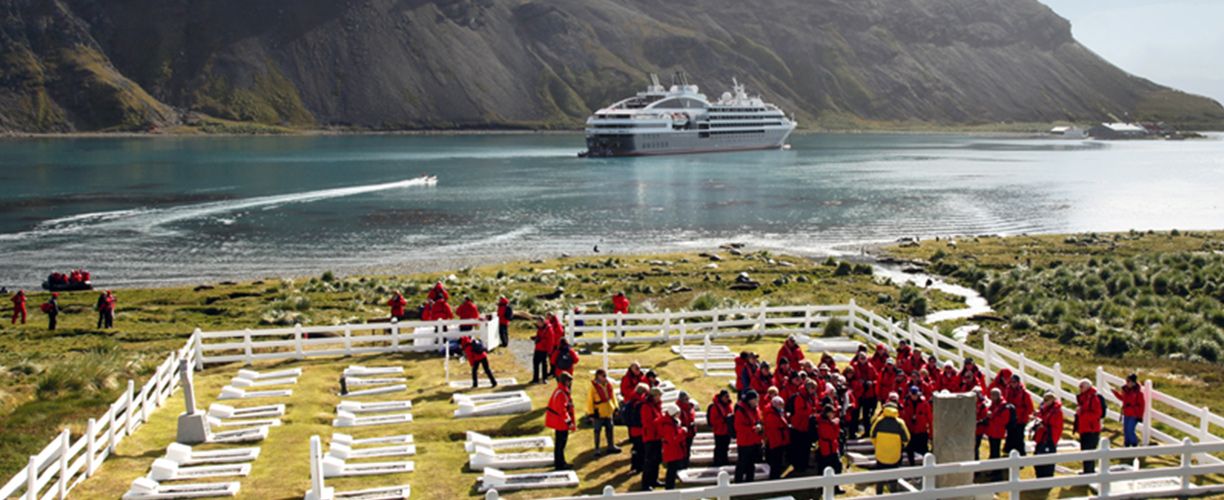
[2,0,1221,132]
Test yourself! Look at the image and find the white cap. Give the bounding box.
[664,404,681,417]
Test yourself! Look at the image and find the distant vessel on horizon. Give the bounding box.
[581,74,796,157]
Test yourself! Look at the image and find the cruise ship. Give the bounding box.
[582,74,796,157]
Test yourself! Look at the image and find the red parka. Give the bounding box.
[816,414,841,456]
[430,300,454,321]
[1034,401,1065,445]
[975,393,989,437]
[659,416,690,463]
[936,368,959,393]
[460,337,487,365]
[612,294,630,314]
[762,405,790,449]
[621,370,645,401]
[734,402,763,447]
[1004,382,1035,424]
[428,284,449,302]
[457,300,480,323]
[388,294,407,317]
[640,400,664,442]
[545,384,575,431]
[533,323,555,353]
[1076,388,1104,433]
[901,396,932,434]
[1113,385,1146,419]
[550,345,580,376]
[776,342,806,370]
[789,388,818,432]
[986,399,1015,440]
[708,398,732,436]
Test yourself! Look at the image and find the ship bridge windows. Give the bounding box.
[651,97,707,110]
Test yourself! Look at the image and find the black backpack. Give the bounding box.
[785,393,798,415]
[503,304,514,321]
[624,399,642,428]
[555,348,574,370]
[469,338,486,356]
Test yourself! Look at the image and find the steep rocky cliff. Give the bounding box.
[2,0,1221,132]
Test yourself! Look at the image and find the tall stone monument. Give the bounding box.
[932,391,979,496]
[176,359,211,444]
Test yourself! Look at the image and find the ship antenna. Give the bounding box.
[680,72,689,87]
[651,73,661,89]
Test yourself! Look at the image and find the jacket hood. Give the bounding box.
[883,406,900,418]
[498,297,509,305]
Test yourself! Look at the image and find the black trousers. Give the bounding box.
[975,434,984,460]
[1081,432,1100,473]
[1004,426,1026,457]
[1034,440,1056,478]
[858,397,877,434]
[713,434,732,466]
[48,312,57,330]
[630,435,643,471]
[642,440,661,490]
[554,429,569,467]
[498,323,509,349]
[789,430,812,472]
[906,432,929,466]
[875,460,899,494]
[532,351,550,382]
[471,358,495,387]
[664,460,682,490]
[592,417,614,450]
[817,452,843,475]
[989,436,1004,480]
[767,445,786,479]
[735,444,762,483]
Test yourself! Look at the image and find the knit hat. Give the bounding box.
[742,389,759,401]
[771,396,784,408]
[664,404,681,417]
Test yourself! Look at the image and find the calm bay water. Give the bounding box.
[0,132,1221,288]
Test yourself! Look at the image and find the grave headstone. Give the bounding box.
[177,359,211,444]
[933,391,982,499]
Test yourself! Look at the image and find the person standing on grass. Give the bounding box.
[530,318,554,384]
[763,395,791,479]
[551,337,580,379]
[869,402,909,494]
[639,387,665,491]
[1003,375,1030,459]
[545,372,576,470]
[676,391,697,467]
[585,369,621,457]
[495,296,512,350]
[456,296,479,332]
[430,295,453,331]
[10,290,26,324]
[626,383,649,473]
[427,281,449,302]
[44,293,60,330]
[815,406,845,493]
[984,387,1016,480]
[659,403,689,490]
[706,389,734,467]
[621,362,645,401]
[1113,373,1146,447]
[1075,379,1105,473]
[973,387,989,460]
[612,292,630,337]
[776,335,806,369]
[787,378,818,473]
[733,389,763,483]
[97,290,115,328]
[1033,392,1064,478]
[459,336,496,388]
[901,387,932,467]
[387,291,408,321]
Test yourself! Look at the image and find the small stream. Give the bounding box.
[867,258,993,324]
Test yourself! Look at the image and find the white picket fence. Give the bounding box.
[0,336,196,500]
[492,438,1224,500]
[191,317,500,370]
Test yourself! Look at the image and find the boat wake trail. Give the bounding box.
[3,178,430,240]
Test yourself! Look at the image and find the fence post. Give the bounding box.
[602,485,615,496]
[703,335,711,377]
[757,302,767,333]
[847,299,857,336]
[822,466,836,500]
[26,455,36,500]
[444,340,451,383]
[107,404,117,453]
[86,418,97,476]
[1008,449,1022,500]
[1017,352,1027,380]
[125,380,136,435]
[616,316,623,339]
[568,312,576,344]
[485,490,499,500]
[601,319,608,345]
[1142,380,1154,447]
[1180,438,1194,494]
[679,318,686,348]
[1198,406,1212,463]
[1051,362,1063,400]
[344,325,352,357]
[391,318,400,351]
[193,328,204,371]
[294,323,304,360]
[717,470,731,500]
[57,429,68,499]
[602,328,609,373]
[243,329,253,366]
[1098,438,1112,498]
[983,334,992,374]
[803,306,812,336]
[921,453,936,490]
[712,312,721,338]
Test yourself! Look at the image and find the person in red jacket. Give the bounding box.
[901,387,932,466]
[788,379,818,473]
[676,392,697,467]
[613,292,630,314]
[774,358,794,396]
[815,406,845,493]
[895,340,912,370]
[10,290,26,324]
[973,387,988,460]
[1075,379,1105,473]
[959,357,986,393]
[763,396,791,479]
[734,389,763,483]
[530,318,554,384]
[420,300,433,321]
[551,338,580,378]
[427,281,449,302]
[751,362,773,395]
[1033,391,1065,478]
[547,312,566,344]
[495,296,513,351]
[545,373,576,470]
[626,383,649,473]
[456,296,480,332]
[989,368,1013,397]
[851,351,879,435]
[1113,373,1146,447]
[736,351,759,396]
[659,403,690,490]
[1004,374,1035,427]
[776,335,806,370]
[869,343,890,374]
[936,361,959,393]
[459,336,496,388]
[706,390,734,466]
[430,298,453,331]
[622,363,645,401]
[984,388,1016,480]
[387,291,408,320]
[844,366,867,438]
[877,360,900,403]
[639,388,665,490]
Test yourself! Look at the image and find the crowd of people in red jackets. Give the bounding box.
[46,269,90,286]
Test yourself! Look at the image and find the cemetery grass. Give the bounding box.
[0,251,964,481]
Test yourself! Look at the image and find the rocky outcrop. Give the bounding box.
[1,0,1221,132]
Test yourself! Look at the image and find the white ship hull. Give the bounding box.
[584,127,794,157]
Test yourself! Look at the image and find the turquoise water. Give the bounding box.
[0,133,1221,288]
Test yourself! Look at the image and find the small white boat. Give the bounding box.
[420,175,438,186]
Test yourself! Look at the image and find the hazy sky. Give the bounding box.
[1039,0,1224,105]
